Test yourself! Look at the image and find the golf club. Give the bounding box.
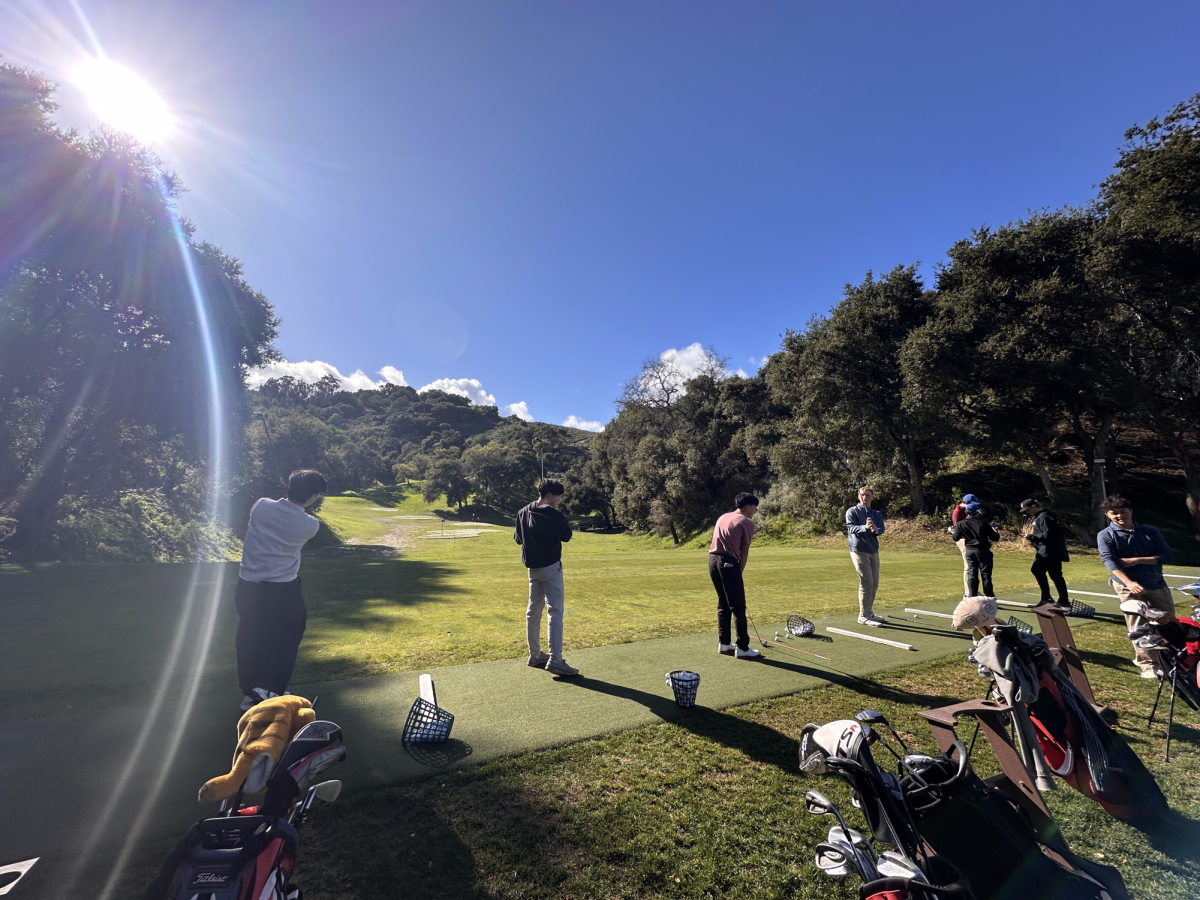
[289,779,342,825]
[876,850,928,882]
[854,709,912,754]
[828,825,879,880]
[805,790,873,880]
[748,614,833,661]
[814,841,855,880]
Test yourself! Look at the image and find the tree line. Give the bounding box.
[3,57,1197,560]
[593,95,1200,543]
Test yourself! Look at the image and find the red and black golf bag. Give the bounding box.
[142,719,346,900]
[985,626,1169,821]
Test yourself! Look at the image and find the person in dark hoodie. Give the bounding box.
[514,478,578,677]
[1019,498,1071,608]
[951,501,1000,597]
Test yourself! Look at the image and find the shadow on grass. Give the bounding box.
[565,677,798,773]
[756,657,968,711]
[1080,649,1139,673]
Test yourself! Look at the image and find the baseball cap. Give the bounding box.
[1019,498,1041,511]
[961,493,979,504]
[965,502,981,512]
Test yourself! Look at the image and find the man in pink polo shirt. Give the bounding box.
[708,492,763,660]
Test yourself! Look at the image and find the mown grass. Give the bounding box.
[289,619,1200,900]
[0,488,1122,718]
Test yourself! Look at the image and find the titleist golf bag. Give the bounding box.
[799,720,976,900]
[800,719,1129,900]
[142,720,346,900]
[981,626,1167,821]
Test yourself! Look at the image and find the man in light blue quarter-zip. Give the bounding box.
[846,486,886,626]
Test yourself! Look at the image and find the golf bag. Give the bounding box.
[983,626,1168,821]
[800,720,1129,900]
[900,744,1130,900]
[142,719,346,900]
[859,856,973,900]
[1128,609,1200,709]
[142,813,300,900]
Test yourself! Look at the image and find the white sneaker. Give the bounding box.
[735,647,763,660]
[1140,669,1160,680]
[718,642,736,656]
[857,615,884,627]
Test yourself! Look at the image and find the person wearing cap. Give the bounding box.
[951,502,1000,597]
[1096,494,1176,679]
[952,494,979,597]
[1019,498,1071,608]
[846,486,886,626]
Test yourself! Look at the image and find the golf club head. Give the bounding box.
[814,842,854,880]
[312,779,342,804]
[855,709,886,726]
[829,825,875,858]
[277,720,346,790]
[877,851,926,882]
[804,789,836,817]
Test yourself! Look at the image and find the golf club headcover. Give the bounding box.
[798,719,865,774]
[952,596,998,631]
[198,695,316,803]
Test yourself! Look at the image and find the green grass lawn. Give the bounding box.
[109,617,1199,900]
[0,488,1125,719]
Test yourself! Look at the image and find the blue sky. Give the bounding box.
[5,1,1200,430]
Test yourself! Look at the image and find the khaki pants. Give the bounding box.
[1111,580,1176,672]
[956,538,970,596]
[527,562,565,660]
[850,551,880,618]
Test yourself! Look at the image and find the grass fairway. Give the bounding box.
[0,488,1116,717]
[285,621,1200,900]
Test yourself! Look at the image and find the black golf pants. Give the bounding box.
[235,577,308,696]
[964,548,994,597]
[1031,556,1069,604]
[709,552,750,651]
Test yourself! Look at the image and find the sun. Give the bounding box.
[74,57,174,145]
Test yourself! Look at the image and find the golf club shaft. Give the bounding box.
[762,639,831,661]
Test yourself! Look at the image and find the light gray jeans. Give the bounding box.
[850,551,880,617]
[526,561,565,659]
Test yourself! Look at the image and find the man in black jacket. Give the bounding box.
[514,478,578,676]
[951,502,1000,597]
[1019,498,1071,608]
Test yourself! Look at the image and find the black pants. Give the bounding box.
[1031,556,1069,604]
[964,547,994,597]
[235,577,308,696]
[709,552,750,651]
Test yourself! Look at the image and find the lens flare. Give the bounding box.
[74,56,174,144]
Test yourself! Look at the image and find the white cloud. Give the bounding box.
[379,365,408,386]
[418,377,496,406]
[563,415,605,432]
[506,401,533,421]
[246,359,407,392]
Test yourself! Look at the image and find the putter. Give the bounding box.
[805,790,872,880]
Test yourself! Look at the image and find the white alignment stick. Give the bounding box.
[825,627,916,651]
[1164,574,1193,579]
[904,608,954,619]
[996,600,1036,609]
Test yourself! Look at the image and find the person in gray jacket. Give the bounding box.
[846,486,886,626]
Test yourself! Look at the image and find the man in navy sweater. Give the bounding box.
[515,479,578,676]
[1097,494,1176,679]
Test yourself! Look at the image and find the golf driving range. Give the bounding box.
[3,491,1198,899]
